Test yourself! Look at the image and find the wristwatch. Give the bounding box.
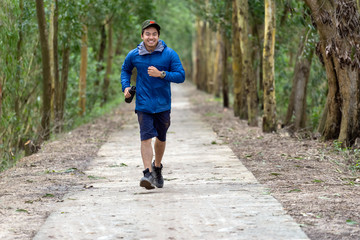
[161,71,166,79]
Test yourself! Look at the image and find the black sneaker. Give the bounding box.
[152,162,164,188]
[140,168,155,190]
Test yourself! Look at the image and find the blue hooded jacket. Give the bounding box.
[121,40,185,114]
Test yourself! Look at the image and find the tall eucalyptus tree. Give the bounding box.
[305,0,360,146]
[35,0,51,141]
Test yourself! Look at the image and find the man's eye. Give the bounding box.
[145,32,157,37]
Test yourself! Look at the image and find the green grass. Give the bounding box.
[68,95,124,131]
[1,95,125,173]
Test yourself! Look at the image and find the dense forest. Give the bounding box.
[1,0,360,171]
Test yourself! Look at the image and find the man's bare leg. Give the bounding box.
[154,138,166,167]
[141,139,153,170]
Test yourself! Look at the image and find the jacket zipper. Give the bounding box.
[149,53,156,113]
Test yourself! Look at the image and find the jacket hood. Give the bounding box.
[138,40,166,55]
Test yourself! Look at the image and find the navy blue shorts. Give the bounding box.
[136,110,171,141]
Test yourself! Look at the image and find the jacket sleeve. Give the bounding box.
[164,50,185,84]
[120,51,134,92]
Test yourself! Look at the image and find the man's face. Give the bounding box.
[141,27,159,51]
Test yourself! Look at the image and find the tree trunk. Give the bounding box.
[49,2,55,121]
[305,0,360,146]
[0,79,2,117]
[236,0,258,126]
[205,21,214,93]
[284,28,315,131]
[102,20,113,105]
[79,25,88,116]
[35,0,52,141]
[59,42,70,131]
[213,36,221,97]
[213,27,223,98]
[197,20,207,91]
[252,22,264,111]
[222,35,229,108]
[262,0,277,132]
[232,0,246,118]
[53,0,61,133]
[193,17,201,88]
[95,23,106,88]
[192,19,199,85]
[114,34,123,56]
[318,100,328,134]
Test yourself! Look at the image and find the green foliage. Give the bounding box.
[275,1,307,117]
[187,0,232,37]
[307,56,327,129]
[0,0,169,171]
[346,219,359,225]
[274,1,326,130]
[0,0,41,170]
[63,48,123,130]
[57,1,83,43]
[153,0,195,70]
[350,156,360,171]
[249,0,264,26]
[0,0,331,172]
[331,141,360,172]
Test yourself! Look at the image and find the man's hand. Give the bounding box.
[124,87,131,98]
[148,66,162,78]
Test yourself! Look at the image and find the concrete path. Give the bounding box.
[34,83,308,240]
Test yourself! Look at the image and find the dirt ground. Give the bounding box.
[0,85,359,240]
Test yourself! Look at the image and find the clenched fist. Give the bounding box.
[148,66,162,78]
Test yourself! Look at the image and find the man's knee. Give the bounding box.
[142,138,152,144]
[156,137,166,143]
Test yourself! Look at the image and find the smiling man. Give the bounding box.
[121,20,185,190]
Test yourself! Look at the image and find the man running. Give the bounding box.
[121,20,185,189]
